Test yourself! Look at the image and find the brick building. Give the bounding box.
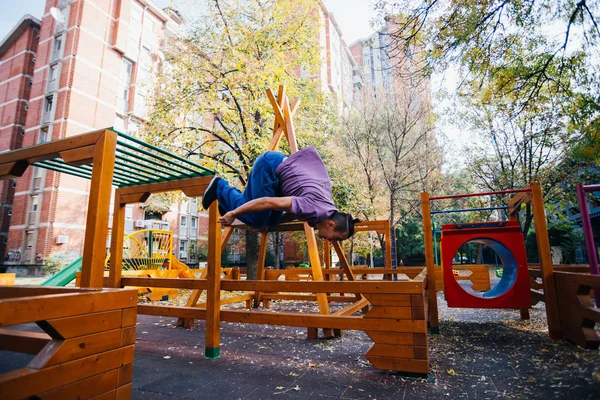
[0,15,41,260]
[1,0,206,269]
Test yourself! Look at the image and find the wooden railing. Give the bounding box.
[554,272,600,349]
[124,275,430,375]
[0,286,137,399]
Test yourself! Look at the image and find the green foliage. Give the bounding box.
[197,247,208,262]
[395,220,424,261]
[144,0,334,187]
[525,219,583,264]
[42,254,67,276]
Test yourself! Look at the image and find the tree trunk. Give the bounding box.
[274,232,283,269]
[245,229,259,280]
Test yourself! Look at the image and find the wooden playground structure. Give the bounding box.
[0,85,598,398]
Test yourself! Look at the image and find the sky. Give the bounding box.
[1,0,376,49]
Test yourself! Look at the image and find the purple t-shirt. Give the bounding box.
[275,146,337,227]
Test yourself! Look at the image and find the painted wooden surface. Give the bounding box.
[0,286,137,400]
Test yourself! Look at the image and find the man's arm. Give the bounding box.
[218,197,293,226]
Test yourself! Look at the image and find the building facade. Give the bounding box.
[0,0,204,269]
[0,15,41,260]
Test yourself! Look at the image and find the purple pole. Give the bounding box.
[576,184,600,305]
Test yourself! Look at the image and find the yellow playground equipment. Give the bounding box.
[104,229,195,300]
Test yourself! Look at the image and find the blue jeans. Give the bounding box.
[216,151,286,228]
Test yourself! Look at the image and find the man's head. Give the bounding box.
[316,212,359,241]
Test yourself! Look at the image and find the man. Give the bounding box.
[202,146,359,241]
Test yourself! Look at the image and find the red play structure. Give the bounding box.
[441,220,531,309]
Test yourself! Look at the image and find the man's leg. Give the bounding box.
[216,151,286,227]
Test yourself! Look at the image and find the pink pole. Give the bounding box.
[576,184,600,305]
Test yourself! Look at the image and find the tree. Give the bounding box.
[143,0,335,278]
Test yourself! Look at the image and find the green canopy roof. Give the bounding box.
[32,128,215,188]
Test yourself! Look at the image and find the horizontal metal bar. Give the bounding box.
[583,184,600,192]
[47,160,132,185]
[430,206,508,215]
[117,140,199,176]
[430,188,530,201]
[33,162,94,181]
[116,146,195,178]
[113,128,215,174]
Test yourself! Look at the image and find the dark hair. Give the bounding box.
[330,211,360,239]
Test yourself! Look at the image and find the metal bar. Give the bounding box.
[78,163,145,185]
[117,140,200,175]
[44,160,132,185]
[113,129,215,174]
[33,163,95,181]
[114,159,160,180]
[576,184,600,304]
[116,146,195,178]
[583,184,600,192]
[430,188,530,201]
[430,206,508,215]
[115,154,173,179]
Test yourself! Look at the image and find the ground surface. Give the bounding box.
[2,282,599,399]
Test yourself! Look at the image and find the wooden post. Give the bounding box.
[531,182,561,340]
[108,194,125,288]
[324,240,331,279]
[305,224,333,338]
[205,201,222,359]
[421,192,439,332]
[507,194,531,320]
[253,232,269,307]
[80,130,117,288]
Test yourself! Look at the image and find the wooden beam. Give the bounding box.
[332,298,370,316]
[108,196,126,288]
[116,175,213,196]
[531,182,561,339]
[421,192,439,331]
[80,130,117,288]
[205,201,222,359]
[118,192,150,205]
[0,129,105,166]
[220,279,424,294]
[59,145,95,166]
[0,160,29,179]
[254,232,269,307]
[0,328,50,354]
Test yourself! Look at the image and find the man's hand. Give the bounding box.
[218,212,236,226]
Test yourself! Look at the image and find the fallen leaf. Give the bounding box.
[292,386,300,391]
[447,369,457,376]
[163,356,171,359]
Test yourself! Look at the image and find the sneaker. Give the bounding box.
[202,175,221,210]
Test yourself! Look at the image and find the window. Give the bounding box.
[131,3,143,23]
[191,217,197,228]
[30,195,39,212]
[114,115,126,132]
[48,64,58,91]
[180,216,187,227]
[44,96,53,113]
[116,59,133,113]
[51,36,62,62]
[32,168,44,191]
[125,205,133,220]
[38,127,49,144]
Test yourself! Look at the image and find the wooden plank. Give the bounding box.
[116,383,132,400]
[0,345,134,400]
[531,182,561,339]
[0,129,104,165]
[254,232,269,307]
[31,328,125,368]
[117,176,212,196]
[138,304,207,319]
[304,224,331,319]
[59,145,96,166]
[366,331,414,345]
[120,277,208,290]
[90,389,117,400]
[365,307,412,320]
[420,192,439,330]
[121,308,137,327]
[0,286,99,299]
[121,326,136,346]
[36,368,119,400]
[109,196,126,289]
[0,290,137,327]
[0,160,29,179]
[366,343,414,359]
[414,346,428,360]
[413,333,427,346]
[220,279,425,294]
[40,309,123,339]
[205,201,222,356]
[332,298,370,316]
[366,356,429,374]
[80,130,117,288]
[117,364,133,387]
[0,328,50,354]
[182,184,210,198]
[362,294,411,307]
[220,310,427,332]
